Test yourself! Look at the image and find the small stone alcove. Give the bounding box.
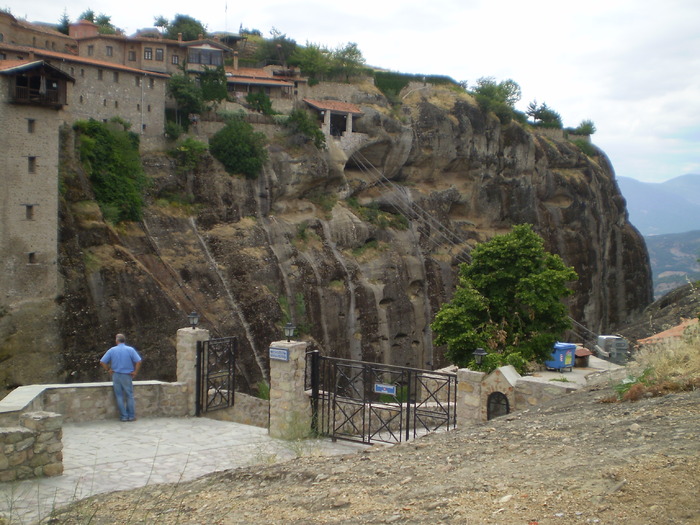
[487,391,510,420]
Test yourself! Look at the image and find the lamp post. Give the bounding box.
[283,322,296,342]
[472,347,487,366]
[188,311,199,330]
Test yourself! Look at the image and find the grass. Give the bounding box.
[606,323,700,402]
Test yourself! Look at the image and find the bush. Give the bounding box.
[164,121,184,140]
[283,109,325,149]
[246,91,275,116]
[572,139,597,157]
[209,117,268,179]
[73,119,146,223]
[169,137,208,174]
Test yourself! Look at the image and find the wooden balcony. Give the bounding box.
[11,85,65,108]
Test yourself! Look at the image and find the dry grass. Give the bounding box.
[616,324,700,401]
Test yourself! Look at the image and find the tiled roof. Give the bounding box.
[303,98,363,115]
[0,43,170,78]
[225,66,275,79]
[0,59,75,81]
[14,18,71,39]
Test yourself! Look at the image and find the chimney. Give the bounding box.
[28,50,35,62]
[178,32,182,42]
[198,33,203,41]
[233,51,238,71]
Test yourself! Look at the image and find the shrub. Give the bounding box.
[283,109,325,149]
[164,121,184,140]
[572,139,597,157]
[169,137,208,174]
[246,91,275,116]
[209,117,268,179]
[73,119,146,223]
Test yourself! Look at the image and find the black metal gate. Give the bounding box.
[307,352,457,445]
[196,337,237,416]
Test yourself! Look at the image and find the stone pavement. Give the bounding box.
[0,417,366,524]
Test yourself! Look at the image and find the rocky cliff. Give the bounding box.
[3,83,653,395]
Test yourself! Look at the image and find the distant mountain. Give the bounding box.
[617,174,700,235]
[645,230,700,299]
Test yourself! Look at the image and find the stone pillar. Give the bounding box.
[456,369,485,427]
[346,112,353,134]
[176,327,210,416]
[322,110,331,135]
[268,340,310,439]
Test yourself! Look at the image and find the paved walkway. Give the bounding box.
[0,417,365,524]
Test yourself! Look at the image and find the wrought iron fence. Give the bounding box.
[307,352,457,445]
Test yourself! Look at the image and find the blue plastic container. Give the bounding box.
[545,342,577,371]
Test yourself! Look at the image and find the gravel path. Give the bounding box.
[47,383,699,525]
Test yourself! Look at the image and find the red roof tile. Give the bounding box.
[0,43,169,78]
[303,98,363,115]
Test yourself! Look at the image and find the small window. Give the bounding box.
[137,103,141,111]
[149,78,155,89]
[113,71,119,82]
[45,40,49,48]
[28,157,37,173]
[115,101,119,108]
[128,50,136,61]
[70,66,74,75]
[97,69,103,80]
[155,48,164,61]
[135,76,141,87]
[103,99,107,106]
[142,124,147,131]
[147,104,151,112]
[80,95,84,104]
[25,205,34,220]
[0,33,4,42]
[28,252,37,264]
[171,54,179,65]
[27,119,36,133]
[80,69,85,77]
[0,53,5,60]
[106,45,113,57]
[87,44,94,56]
[144,47,153,60]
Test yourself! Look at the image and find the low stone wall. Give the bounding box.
[198,392,269,428]
[514,377,578,409]
[0,381,189,427]
[0,411,63,482]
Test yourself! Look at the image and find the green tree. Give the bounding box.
[74,118,146,223]
[245,91,275,115]
[199,66,227,102]
[470,77,522,124]
[164,14,207,41]
[255,27,297,65]
[78,9,95,22]
[431,224,578,373]
[289,42,332,84]
[95,13,117,35]
[283,109,326,149]
[331,42,366,81]
[167,72,205,117]
[526,101,563,129]
[57,10,70,35]
[209,116,268,179]
[573,119,596,135]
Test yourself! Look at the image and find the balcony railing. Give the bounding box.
[12,85,64,107]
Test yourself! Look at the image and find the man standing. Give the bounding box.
[100,333,142,422]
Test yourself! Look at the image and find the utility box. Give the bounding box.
[545,342,577,371]
[595,336,629,364]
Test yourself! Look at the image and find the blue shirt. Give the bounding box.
[101,343,142,374]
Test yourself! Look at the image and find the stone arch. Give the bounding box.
[487,391,510,420]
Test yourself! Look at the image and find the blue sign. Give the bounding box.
[374,383,397,396]
[269,347,290,362]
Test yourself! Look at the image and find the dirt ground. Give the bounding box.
[47,375,699,525]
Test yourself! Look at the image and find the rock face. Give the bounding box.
[2,83,653,395]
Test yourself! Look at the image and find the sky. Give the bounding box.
[5,0,700,183]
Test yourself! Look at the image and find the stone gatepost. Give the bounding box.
[176,327,210,416]
[268,340,310,439]
[457,369,486,427]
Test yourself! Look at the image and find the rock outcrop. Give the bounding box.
[2,83,653,395]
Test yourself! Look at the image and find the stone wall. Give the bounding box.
[0,411,63,482]
[0,381,189,427]
[198,392,269,428]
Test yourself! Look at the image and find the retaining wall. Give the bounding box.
[0,411,63,482]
